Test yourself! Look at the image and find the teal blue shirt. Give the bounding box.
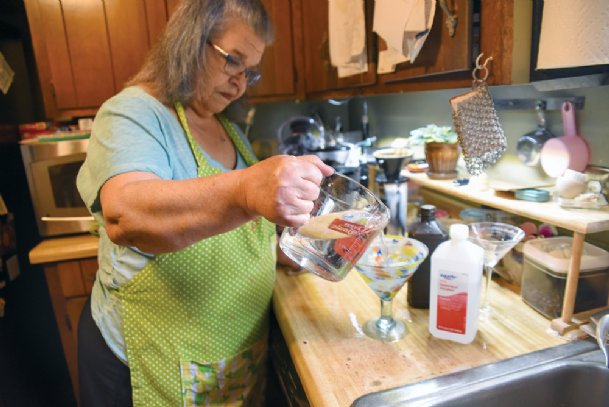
[77,86,252,364]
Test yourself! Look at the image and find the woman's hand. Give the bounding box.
[99,155,332,254]
[239,155,334,227]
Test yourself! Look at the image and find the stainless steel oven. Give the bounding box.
[20,136,93,237]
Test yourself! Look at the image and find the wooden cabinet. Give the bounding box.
[24,0,171,118]
[378,0,474,86]
[23,0,532,115]
[285,0,531,99]
[247,0,305,102]
[288,0,530,99]
[24,0,304,114]
[43,257,98,404]
[299,0,377,98]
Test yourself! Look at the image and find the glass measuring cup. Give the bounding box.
[279,172,390,282]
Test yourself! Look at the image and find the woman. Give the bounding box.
[76,1,333,405]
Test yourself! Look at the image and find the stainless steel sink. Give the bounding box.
[352,339,609,407]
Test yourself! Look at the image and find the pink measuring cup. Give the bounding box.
[540,101,590,178]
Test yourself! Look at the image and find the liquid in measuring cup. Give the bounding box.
[280,209,385,281]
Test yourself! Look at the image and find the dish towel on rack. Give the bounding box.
[328,0,368,78]
[537,0,609,69]
[373,0,436,74]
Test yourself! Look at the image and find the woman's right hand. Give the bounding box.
[238,155,334,227]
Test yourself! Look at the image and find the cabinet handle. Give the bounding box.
[41,216,95,222]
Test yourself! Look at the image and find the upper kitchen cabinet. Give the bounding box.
[529,0,609,88]
[247,0,305,102]
[289,0,531,99]
[377,0,474,89]
[165,0,181,16]
[24,0,170,119]
[477,0,531,85]
[299,0,377,99]
[378,0,532,92]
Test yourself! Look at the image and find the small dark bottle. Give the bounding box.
[407,205,448,309]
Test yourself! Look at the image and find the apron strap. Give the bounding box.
[174,101,258,170]
[174,101,206,169]
[216,114,258,167]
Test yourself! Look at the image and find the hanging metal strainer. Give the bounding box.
[450,55,506,176]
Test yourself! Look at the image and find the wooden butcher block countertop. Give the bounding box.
[29,234,99,264]
[29,235,568,407]
[272,268,567,407]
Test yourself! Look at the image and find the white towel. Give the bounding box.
[374,0,436,74]
[329,0,369,78]
[537,0,609,69]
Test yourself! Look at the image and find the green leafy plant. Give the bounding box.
[409,124,458,145]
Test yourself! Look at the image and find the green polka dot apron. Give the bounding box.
[118,102,277,406]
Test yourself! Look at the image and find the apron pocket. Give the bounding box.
[179,340,267,406]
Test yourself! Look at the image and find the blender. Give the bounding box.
[373,148,413,236]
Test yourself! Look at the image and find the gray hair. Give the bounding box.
[128,0,273,105]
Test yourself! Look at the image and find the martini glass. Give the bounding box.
[355,235,428,341]
[469,222,525,313]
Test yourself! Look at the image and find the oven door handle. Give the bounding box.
[41,216,94,222]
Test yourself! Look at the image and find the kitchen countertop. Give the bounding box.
[29,234,98,264]
[272,267,567,407]
[30,235,568,407]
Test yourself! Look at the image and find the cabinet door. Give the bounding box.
[104,0,168,91]
[25,0,114,117]
[57,260,86,297]
[43,257,98,404]
[166,0,181,16]
[247,0,304,101]
[379,0,474,85]
[300,0,376,96]
[24,0,170,118]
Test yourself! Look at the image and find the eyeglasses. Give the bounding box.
[208,42,262,86]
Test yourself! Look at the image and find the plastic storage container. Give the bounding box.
[521,237,609,319]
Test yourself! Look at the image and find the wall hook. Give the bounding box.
[472,53,493,81]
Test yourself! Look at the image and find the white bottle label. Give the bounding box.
[436,269,469,334]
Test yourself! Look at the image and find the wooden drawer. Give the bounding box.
[57,259,98,297]
[80,258,98,294]
[57,261,85,297]
[66,296,88,345]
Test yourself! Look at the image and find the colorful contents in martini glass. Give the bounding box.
[356,235,428,341]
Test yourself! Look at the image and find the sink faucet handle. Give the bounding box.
[595,314,609,368]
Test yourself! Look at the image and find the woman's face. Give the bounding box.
[193,18,265,116]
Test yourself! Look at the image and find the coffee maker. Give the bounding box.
[372,148,413,236]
